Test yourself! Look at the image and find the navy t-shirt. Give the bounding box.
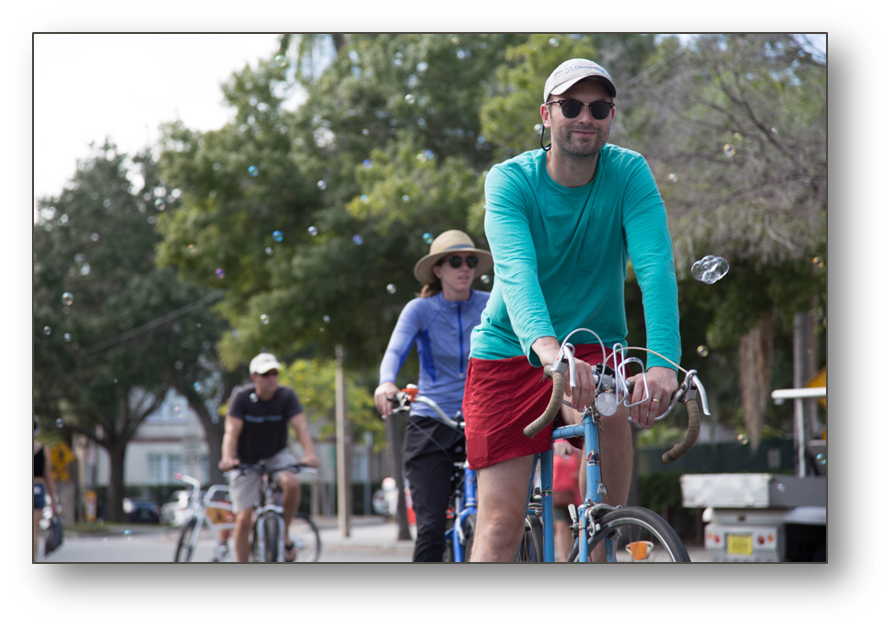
[227,384,303,464]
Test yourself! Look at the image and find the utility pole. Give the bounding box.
[335,345,351,537]
[793,312,817,477]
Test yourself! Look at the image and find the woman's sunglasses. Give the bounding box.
[438,255,479,269]
[546,99,614,120]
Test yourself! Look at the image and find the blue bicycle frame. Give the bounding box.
[446,463,478,562]
[532,406,616,563]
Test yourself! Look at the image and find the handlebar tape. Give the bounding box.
[661,398,701,464]
[523,366,566,438]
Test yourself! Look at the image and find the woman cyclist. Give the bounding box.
[374,230,492,562]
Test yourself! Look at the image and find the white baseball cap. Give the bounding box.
[543,58,617,104]
[249,353,281,375]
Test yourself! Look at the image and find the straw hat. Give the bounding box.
[413,230,493,285]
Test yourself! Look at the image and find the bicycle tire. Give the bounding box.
[569,506,690,563]
[516,514,544,562]
[264,513,280,563]
[461,513,477,562]
[287,513,322,562]
[174,517,198,562]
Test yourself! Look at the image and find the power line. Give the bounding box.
[79,289,226,355]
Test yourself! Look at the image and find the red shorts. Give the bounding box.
[463,344,611,470]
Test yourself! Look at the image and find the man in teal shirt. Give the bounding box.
[463,59,681,562]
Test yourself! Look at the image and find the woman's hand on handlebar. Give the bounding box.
[218,456,240,472]
[374,381,401,417]
[532,337,595,412]
[627,366,678,429]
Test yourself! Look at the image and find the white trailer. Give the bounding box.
[680,386,826,562]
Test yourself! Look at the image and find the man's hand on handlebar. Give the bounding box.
[218,456,240,472]
[300,454,321,468]
[374,381,401,417]
[532,337,595,412]
[627,366,678,429]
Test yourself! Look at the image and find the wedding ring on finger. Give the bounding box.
[651,398,660,406]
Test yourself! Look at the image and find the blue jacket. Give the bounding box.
[379,290,490,420]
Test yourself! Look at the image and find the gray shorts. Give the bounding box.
[227,447,298,513]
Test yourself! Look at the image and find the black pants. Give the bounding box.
[402,415,465,563]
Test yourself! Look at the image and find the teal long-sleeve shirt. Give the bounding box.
[470,145,681,371]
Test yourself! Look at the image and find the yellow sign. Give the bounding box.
[50,443,75,482]
[806,366,827,410]
[727,534,753,556]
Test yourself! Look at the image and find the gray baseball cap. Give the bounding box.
[543,58,617,103]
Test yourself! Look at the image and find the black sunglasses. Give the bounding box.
[438,255,479,269]
[256,370,279,377]
[546,99,614,120]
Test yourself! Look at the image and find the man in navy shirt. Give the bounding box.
[220,353,319,562]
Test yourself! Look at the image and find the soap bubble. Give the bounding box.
[56,418,63,428]
[260,314,270,324]
[362,128,369,136]
[405,94,415,104]
[770,127,778,134]
[193,382,202,392]
[737,433,749,446]
[812,256,824,269]
[353,234,363,245]
[723,144,736,158]
[360,195,369,203]
[154,199,166,211]
[250,392,259,403]
[62,292,74,306]
[697,345,709,357]
[175,361,183,370]
[308,226,318,237]
[423,233,434,244]
[147,216,156,224]
[124,530,133,541]
[480,275,491,284]
[323,315,330,323]
[691,255,730,284]
[64,333,72,342]
[91,233,100,241]
[387,284,396,294]
[188,244,196,254]
[80,263,91,275]
[816,453,826,465]
[248,166,259,177]
[402,195,410,203]
[274,54,287,67]
[549,37,559,47]
[43,326,52,336]
[265,247,273,256]
[363,159,372,169]
[273,230,284,242]
[215,268,225,279]
[317,180,327,190]
[667,173,678,183]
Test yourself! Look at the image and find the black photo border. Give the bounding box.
[10,8,881,617]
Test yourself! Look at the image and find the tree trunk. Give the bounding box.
[189,402,226,485]
[738,313,774,451]
[105,439,128,522]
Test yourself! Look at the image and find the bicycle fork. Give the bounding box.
[255,505,285,562]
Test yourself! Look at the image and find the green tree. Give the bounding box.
[33,141,226,519]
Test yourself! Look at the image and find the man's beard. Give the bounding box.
[552,125,608,161]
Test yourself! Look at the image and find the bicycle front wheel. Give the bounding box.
[264,514,280,562]
[287,513,321,562]
[174,517,198,562]
[516,514,544,562]
[571,506,690,563]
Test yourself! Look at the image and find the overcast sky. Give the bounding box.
[33,33,825,210]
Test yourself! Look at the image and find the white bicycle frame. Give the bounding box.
[178,474,236,561]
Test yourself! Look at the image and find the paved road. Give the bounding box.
[36,516,709,563]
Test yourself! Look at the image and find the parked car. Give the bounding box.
[160,490,191,526]
[123,497,161,523]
